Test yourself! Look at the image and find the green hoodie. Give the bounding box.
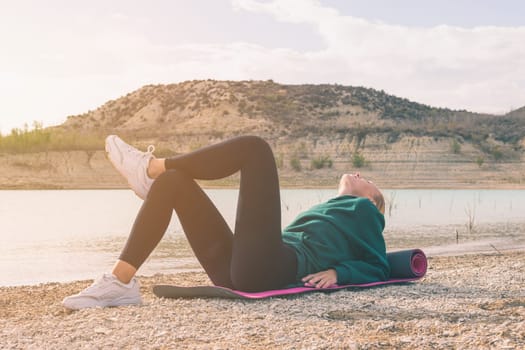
[282,195,390,285]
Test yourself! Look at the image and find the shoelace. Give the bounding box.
[123,144,155,156]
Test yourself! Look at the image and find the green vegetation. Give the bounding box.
[227,81,523,159]
[310,155,333,169]
[0,122,103,154]
[475,156,485,168]
[451,139,461,154]
[12,80,524,162]
[490,146,503,161]
[290,156,302,172]
[351,152,366,168]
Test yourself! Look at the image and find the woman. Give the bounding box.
[63,135,389,309]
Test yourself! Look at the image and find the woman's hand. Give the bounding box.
[301,269,337,289]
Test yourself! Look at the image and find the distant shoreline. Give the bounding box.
[2,148,524,191]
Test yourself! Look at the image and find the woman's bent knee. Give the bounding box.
[234,136,274,162]
[148,170,189,199]
[240,135,271,151]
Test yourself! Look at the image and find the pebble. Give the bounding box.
[1,252,524,349]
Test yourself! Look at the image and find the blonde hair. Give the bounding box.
[372,191,385,215]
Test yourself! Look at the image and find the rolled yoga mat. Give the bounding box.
[387,248,427,279]
[153,248,427,300]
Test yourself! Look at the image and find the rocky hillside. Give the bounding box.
[1,80,525,189]
[59,80,525,156]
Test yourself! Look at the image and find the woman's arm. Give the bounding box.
[301,257,390,288]
[301,269,337,288]
[332,258,389,285]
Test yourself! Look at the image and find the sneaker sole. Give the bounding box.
[104,295,143,308]
[105,135,127,178]
[104,135,150,199]
[105,135,139,191]
[63,295,142,310]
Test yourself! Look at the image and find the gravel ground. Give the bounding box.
[1,251,524,349]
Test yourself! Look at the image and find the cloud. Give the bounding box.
[231,0,525,113]
[232,0,338,24]
[2,0,525,133]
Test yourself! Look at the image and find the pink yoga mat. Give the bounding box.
[153,249,427,300]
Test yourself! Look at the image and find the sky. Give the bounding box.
[1,0,524,134]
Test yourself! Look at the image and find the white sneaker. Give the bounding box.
[62,273,142,310]
[105,135,155,200]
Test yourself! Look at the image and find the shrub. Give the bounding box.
[475,156,484,168]
[352,152,366,168]
[490,146,503,161]
[290,156,302,172]
[0,122,104,153]
[310,155,333,169]
[387,131,401,143]
[451,139,461,154]
[0,122,50,153]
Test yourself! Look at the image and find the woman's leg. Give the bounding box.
[164,136,297,291]
[119,136,297,291]
[119,169,235,287]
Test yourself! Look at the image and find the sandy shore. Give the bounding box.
[1,251,524,349]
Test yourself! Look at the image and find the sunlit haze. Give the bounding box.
[1,0,524,134]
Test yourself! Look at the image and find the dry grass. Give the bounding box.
[0,123,104,154]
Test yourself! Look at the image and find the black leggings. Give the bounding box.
[119,136,298,292]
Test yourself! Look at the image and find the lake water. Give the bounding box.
[1,189,524,286]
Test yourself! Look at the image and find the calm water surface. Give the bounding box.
[1,189,524,286]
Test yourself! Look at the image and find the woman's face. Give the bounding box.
[338,173,381,204]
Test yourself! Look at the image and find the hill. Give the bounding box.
[1,80,524,189]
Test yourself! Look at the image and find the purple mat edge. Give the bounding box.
[153,276,423,300]
[217,277,423,299]
[153,248,428,299]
